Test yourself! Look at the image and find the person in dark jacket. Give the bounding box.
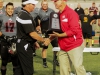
[75,3,84,16]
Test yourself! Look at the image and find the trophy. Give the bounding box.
[46,12,63,34]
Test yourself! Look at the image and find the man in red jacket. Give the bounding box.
[45,0,86,75]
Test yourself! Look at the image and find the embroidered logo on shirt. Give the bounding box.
[62,18,68,22]
[9,18,12,21]
[62,15,68,22]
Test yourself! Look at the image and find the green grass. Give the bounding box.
[0,44,100,75]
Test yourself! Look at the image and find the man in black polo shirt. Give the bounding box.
[38,0,59,68]
[15,0,49,75]
[75,3,84,15]
[14,6,41,56]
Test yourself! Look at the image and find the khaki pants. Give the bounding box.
[58,43,86,75]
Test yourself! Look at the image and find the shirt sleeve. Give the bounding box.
[14,7,21,14]
[0,20,2,30]
[74,8,77,11]
[0,15,3,28]
[37,15,41,20]
[34,16,39,27]
[65,12,81,37]
[37,9,41,20]
[17,12,35,34]
[89,7,92,12]
[51,9,55,13]
[79,15,82,20]
[96,7,98,11]
[92,15,100,19]
[81,8,84,15]
[22,22,35,34]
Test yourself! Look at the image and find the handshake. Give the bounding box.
[42,38,51,46]
[34,38,51,49]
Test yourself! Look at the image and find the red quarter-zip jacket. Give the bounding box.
[58,5,83,52]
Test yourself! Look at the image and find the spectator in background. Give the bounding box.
[98,19,100,46]
[89,11,96,46]
[75,3,84,16]
[38,0,59,68]
[89,2,99,46]
[0,2,18,75]
[79,8,100,47]
[0,0,5,15]
[0,0,5,59]
[80,8,93,47]
[89,2,98,15]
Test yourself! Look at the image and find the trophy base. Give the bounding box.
[46,29,63,34]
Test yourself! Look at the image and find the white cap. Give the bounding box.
[22,0,38,5]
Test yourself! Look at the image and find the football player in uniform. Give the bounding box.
[0,0,5,59]
[0,0,5,15]
[38,0,59,68]
[0,2,18,75]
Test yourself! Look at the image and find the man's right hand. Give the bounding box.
[43,38,51,46]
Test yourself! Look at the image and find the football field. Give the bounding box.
[0,44,100,75]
